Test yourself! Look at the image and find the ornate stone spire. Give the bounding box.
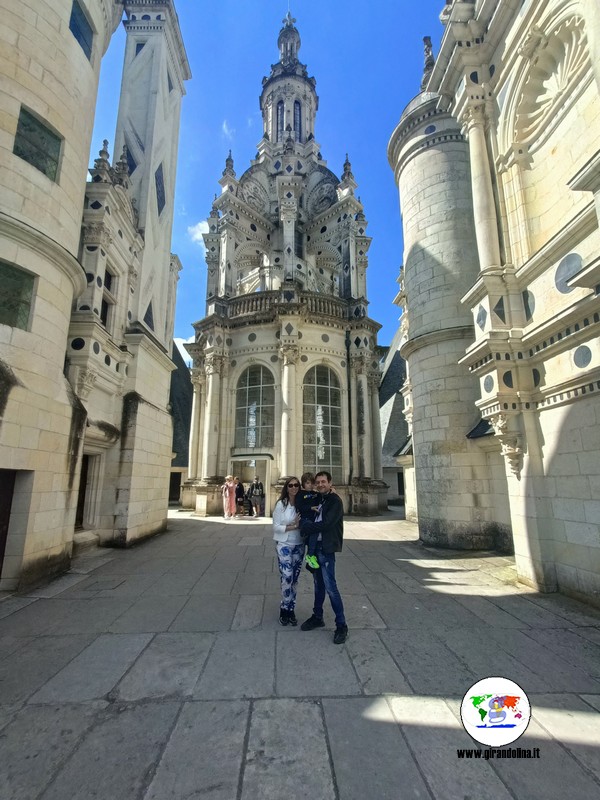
[113,145,131,189]
[278,10,301,63]
[89,139,112,182]
[222,150,236,178]
[342,154,354,181]
[420,36,436,91]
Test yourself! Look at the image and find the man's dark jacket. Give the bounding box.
[300,491,343,554]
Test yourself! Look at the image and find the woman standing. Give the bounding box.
[272,477,303,626]
[221,475,236,519]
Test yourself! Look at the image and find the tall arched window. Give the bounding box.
[235,366,275,449]
[276,101,284,142]
[303,366,342,481]
[294,100,302,142]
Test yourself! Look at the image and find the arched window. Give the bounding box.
[276,101,284,142]
[235,366,275,449]
[294,100,302,142]
[303,366,342,481]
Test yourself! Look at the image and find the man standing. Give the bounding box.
[248,476,264,518]
[300,471,348,644]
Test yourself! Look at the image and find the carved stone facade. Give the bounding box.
[0,2,190,590]
[183,14,386,516]
[389,0,600,605]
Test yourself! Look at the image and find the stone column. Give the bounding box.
[280,344,298,477]
[188,369,205,479]
[355,359,373,478]
[369,371,383,480]
[465,104,501,272]
[280,201,297,282]
[201,354,223,478]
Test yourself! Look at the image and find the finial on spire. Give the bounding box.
[420,36,435,92]
[89,139,111,182]
[222,150,236,178]
[113,145,131,189]
[283,10,296,27]
[343,154,354,180]
[278,10,301,63]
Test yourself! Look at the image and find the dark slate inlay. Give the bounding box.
[321,334,329,343]
[270,355,279,362]
[476,305,487,330]
[574,346,592,368]
[483,375,494,393]
[285,323,294,335]
[248,333,257,342]
[532,369,541,387]
[493,296,506,323]
[93,342,100,354]
[503,370,513,388]
[555,253,582,294]
[523,290,535,321]
[71,338,85,350]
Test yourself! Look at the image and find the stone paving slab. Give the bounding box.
[388,695,515,800]
[0,634,95,704]
[39,701,181,800]
[0,702,103,800]
[28,633,152,703]
[275,630,361,697]
[323,696,431,800]
[242,698,335,800]
[231,594,264,630]
[144,700,248,800]
[1,511,600,799]
[114,632,214,701]
[345,630,412,695]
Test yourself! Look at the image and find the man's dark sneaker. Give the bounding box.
[333,624,348,644]
[300,614,325,631]
[279,609,289,626]
[288,610,298,626]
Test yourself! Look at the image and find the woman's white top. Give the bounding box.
[272,500,302,545]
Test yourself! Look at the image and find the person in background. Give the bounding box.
[300,471,348,644]
[249,476,264,518]
[234,477,245,517]
[221,475,236,519]
[272,477,303,626]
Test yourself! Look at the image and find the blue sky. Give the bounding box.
[91,1,444,351]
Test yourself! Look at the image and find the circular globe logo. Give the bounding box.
[460,677,531,747]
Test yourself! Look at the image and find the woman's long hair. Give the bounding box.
[278,476,300,507]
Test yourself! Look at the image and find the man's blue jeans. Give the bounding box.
[313,550,346,626]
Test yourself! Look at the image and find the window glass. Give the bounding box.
[0,261,35,330]
[235,366,275,449]
[69,0,93,60]
[13,108,61,181]
[303,366,342,481]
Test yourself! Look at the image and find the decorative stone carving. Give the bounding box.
[83,223,112,248]
[77,368,98,401]
[279,343,299,365]
[515,18,589,148]
[490,413,523,478]
[205,354,225,376]
[242,179,268,213]
[309,181,336,214]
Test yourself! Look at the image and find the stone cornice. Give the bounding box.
[0,211,86,297]
[400,325,474,360]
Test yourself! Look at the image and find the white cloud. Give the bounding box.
[222,119,235,140]
[174,336,195,367]
[187,220,209,255]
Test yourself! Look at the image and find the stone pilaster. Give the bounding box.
[279,343,299,477]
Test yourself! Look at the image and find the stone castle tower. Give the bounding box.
[388,36,510,551]
[388,0,600,606]
[184,13,386,516]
